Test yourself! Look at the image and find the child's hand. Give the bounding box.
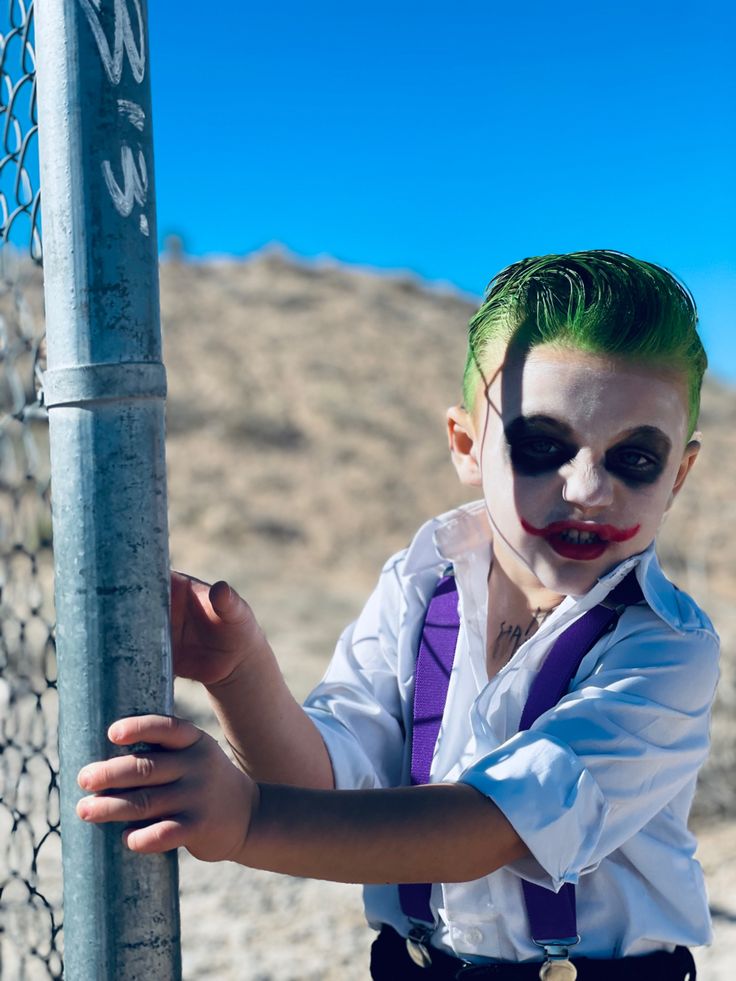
[171,571,264,689]
[76,715,257,862]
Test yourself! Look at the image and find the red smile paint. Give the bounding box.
[521,518,641,561]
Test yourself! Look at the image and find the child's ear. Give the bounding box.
[447,405,482,487]
[667,436,701,509]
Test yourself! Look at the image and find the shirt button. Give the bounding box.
[464,927,484,945]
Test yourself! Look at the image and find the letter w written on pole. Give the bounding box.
[102,146,147,217]
[77,0,146,86]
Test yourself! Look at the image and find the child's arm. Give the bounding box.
[171,572,334,789]
[76,713,528,882]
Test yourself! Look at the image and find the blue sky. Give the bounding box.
[148,1,735,379]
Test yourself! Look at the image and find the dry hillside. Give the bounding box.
[4,249,733,980]
[161,247,736,821]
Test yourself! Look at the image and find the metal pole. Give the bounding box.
[34,2,181,978]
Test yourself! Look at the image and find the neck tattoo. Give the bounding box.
[491,608,552,664]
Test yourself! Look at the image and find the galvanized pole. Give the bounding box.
[34,2,181,978]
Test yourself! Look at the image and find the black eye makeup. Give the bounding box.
[504,417,672,485]
[605,427,671,486]
[504,416,576,476]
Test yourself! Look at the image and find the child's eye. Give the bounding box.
[509,437,572,474]
[523,438,561,456]
[606,447,663,484]
[523,436,559,456]
[616,450,653,469]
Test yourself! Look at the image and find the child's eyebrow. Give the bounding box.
[611,426,672,456]
[504,415,575,439]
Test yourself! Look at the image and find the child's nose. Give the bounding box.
[561,452,614,513]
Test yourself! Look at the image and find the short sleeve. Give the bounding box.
[460,615,719,890]
[304,555,409,790]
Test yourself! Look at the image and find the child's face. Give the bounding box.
[448,344,700,597]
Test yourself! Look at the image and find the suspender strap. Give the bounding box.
[398,572,460,922]
[519,570,642,945]
[398,568,643,945]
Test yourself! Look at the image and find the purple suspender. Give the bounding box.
[398,567,643,950]
[398,573,460,922]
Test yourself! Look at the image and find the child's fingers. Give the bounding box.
[171,570,251,632]
[107,714,202,750]
[123,818,190,854]
[171,569,210,590]
[170,571,219,637]
[171,570,211,617]
[76,781,183,825]
[78,749,185,793]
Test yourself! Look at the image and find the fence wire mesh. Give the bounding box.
[1,2,62,978]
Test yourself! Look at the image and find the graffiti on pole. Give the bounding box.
[77,0,150,234]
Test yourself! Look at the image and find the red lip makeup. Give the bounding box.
[521,518,641,561]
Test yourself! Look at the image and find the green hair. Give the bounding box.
[463,250,706,437]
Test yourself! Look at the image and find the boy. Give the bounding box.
[77,251,718,979]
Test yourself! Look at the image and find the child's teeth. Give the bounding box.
[561,529,601,543]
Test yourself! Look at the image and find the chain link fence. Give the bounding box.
[1,1,63,977]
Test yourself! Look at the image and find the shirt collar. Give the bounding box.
[404,500,695,634]
[401,499,489,578]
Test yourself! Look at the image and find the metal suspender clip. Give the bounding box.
[406,922,435,968]
[600,597,626,618]
[536,937,580,980]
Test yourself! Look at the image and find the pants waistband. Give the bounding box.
[370,925,697,980]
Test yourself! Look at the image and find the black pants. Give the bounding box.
[370,925,697,980]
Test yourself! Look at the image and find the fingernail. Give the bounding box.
[108,723,121,741]
[77,799,91,820]
[78,767,91,789]
[212,580,232,605]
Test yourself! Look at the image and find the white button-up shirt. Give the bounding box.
[303,501,719,962]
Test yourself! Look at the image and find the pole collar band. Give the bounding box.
[42,362,167,407]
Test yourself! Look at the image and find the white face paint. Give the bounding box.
[449,344,699,597]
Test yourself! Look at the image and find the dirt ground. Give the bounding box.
[176,818,736,979]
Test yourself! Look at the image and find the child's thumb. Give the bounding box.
[208,580,248,624]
